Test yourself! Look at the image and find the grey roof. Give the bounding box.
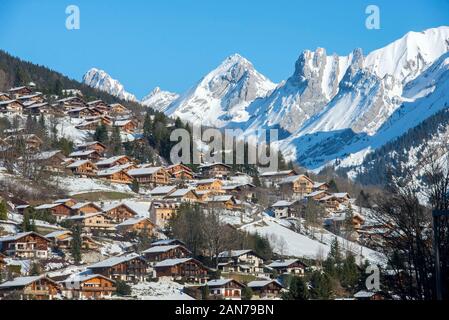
[272,200,296,208]
[142,245,182,254]
[149,186,177,195]
[206,279,234,287]
[116,217,148,227]
[217,250,253,258]
[128,167,162,176]
[154,258,192,267]
[267,259,300,268]
[248,280,283,288]
[0,232,49,243]
[0,276,45,289]
[96,155,129,166]
[88,253,143,269]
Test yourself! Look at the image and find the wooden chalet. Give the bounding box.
[96,155,133,169]
[116,217,155,235]
[109,103,129,114]
[150,239,187,247]
[259,170,298,187]
[88,254,147,282]
[86,100,109,109]
[8,86,33,98]
[31,150,67,172]
[45,230,98,250]
[313,182,330,192]
[113,119,137,133]
[61,274,116,300]
[206,279,245,300]
[24,102,50,114]
[164,188,200,203]
[305,190,331,202]
[0,275,60,300]
[222,183,256,201]
[69,149,102,161]
[0,92,11,101]
[142,245,192,263]
[71,202,103,215]
[101,203,139,223]
[58,96,86,109]
[127,166,170,185]
[247,280,284,299]
[154,258,209,283]
[199,163,232,179]
[278,175,315,197]
[267,259,306,276]
[0,232,50,259]
[195,179,224,192]
[149,185,177,199]
[149,201,181,228]
[97,166,133,184]
[35,203,73,221]
[65,213,115,233]
[166,163,194,180]
[217,250,264,274]
[16,92,44,104]
[66,160,98,176]
[207,195,239,210]
[76,141,107,155]
[67,107,95,118]
[271,200,298,219]
[0,99,24,113]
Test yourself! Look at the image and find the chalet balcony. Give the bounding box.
[81,287,116,292]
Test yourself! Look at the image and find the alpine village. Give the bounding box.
[0,50,428,301]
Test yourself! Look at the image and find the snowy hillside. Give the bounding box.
[83,68,138,102]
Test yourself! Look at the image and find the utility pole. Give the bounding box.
[432,210,448,300]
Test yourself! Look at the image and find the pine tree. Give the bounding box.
[93,124,108,144]
[110,126,123,155]
[310,271,333,300]
[143,112,153,140]
[131,179,140,194]
[328,179,339,193]
[22,209,36,232]
[341,252,360,291]
[282,277,310,300]
[71,224,82,264]
[201,285,210,300]
[0,200,8,221]
[242,286,254,300]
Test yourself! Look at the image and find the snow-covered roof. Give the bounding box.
[0,275,46,288]
[97,166,127,176]
[35,203,61,210]
[116,217,149,227]
[0,232,49,243]
[151,239,186,246]
[114,120,133,126]
[166,188,196,198]
[69,150,97,157]
[199,162,231,169]
[71,202,101,210]
[334,193,350,199]
[31,150,64,161]
[260,170,294,177]
[272,200,296,208]
[88,253,143,269]
[65,212,104,221]
[267,259,300,268]
[66,160,91,168]
[101,202,137,215]
[154,258,192,267]
[208,195,234,202]
[217,250,252,258]
[142,245,182,254]
[206,279,235,287]
[354,290,377,298]
[128,167,162,176]
[306,190,328,198]
[195,179,219,185]
[96,155,129,166]
[54,198,75,204]
[149,185,176,195]
[247,280,283,288]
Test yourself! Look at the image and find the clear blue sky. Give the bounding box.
[0,0,448,98]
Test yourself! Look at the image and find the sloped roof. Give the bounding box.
[88,253,144,269]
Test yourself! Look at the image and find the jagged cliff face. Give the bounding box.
[82,68,137,102]
[141,87,179,112]
[165,54,276,128]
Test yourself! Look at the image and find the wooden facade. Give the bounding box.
[142,245,192,263]
[0,232,50,259]
[62,274,116,300]
[207,279,245,300]
[67,160,98,176]
[279,175,315,195]
[199,163,232,179]
[88,255,147,282]
[116,217,155,235]
[154,258,209,282]
[102,203,138,223]
[150,201,181,228]
[97,167,133,184]
[128,167,171,185]
[248,280,283,299]
[0,276,60,300]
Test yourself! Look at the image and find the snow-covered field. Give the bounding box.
[241,215,384,265]
[131,280,195,300]
[54,176,133,195]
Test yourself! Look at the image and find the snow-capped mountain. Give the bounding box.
[163,26,449,173]
[165,54,277,128]
[141,87,179,112]
[83,68,138,102]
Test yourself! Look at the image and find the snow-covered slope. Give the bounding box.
[165,54,276,128]
[83,68,137,102]
[141,87,179,112]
